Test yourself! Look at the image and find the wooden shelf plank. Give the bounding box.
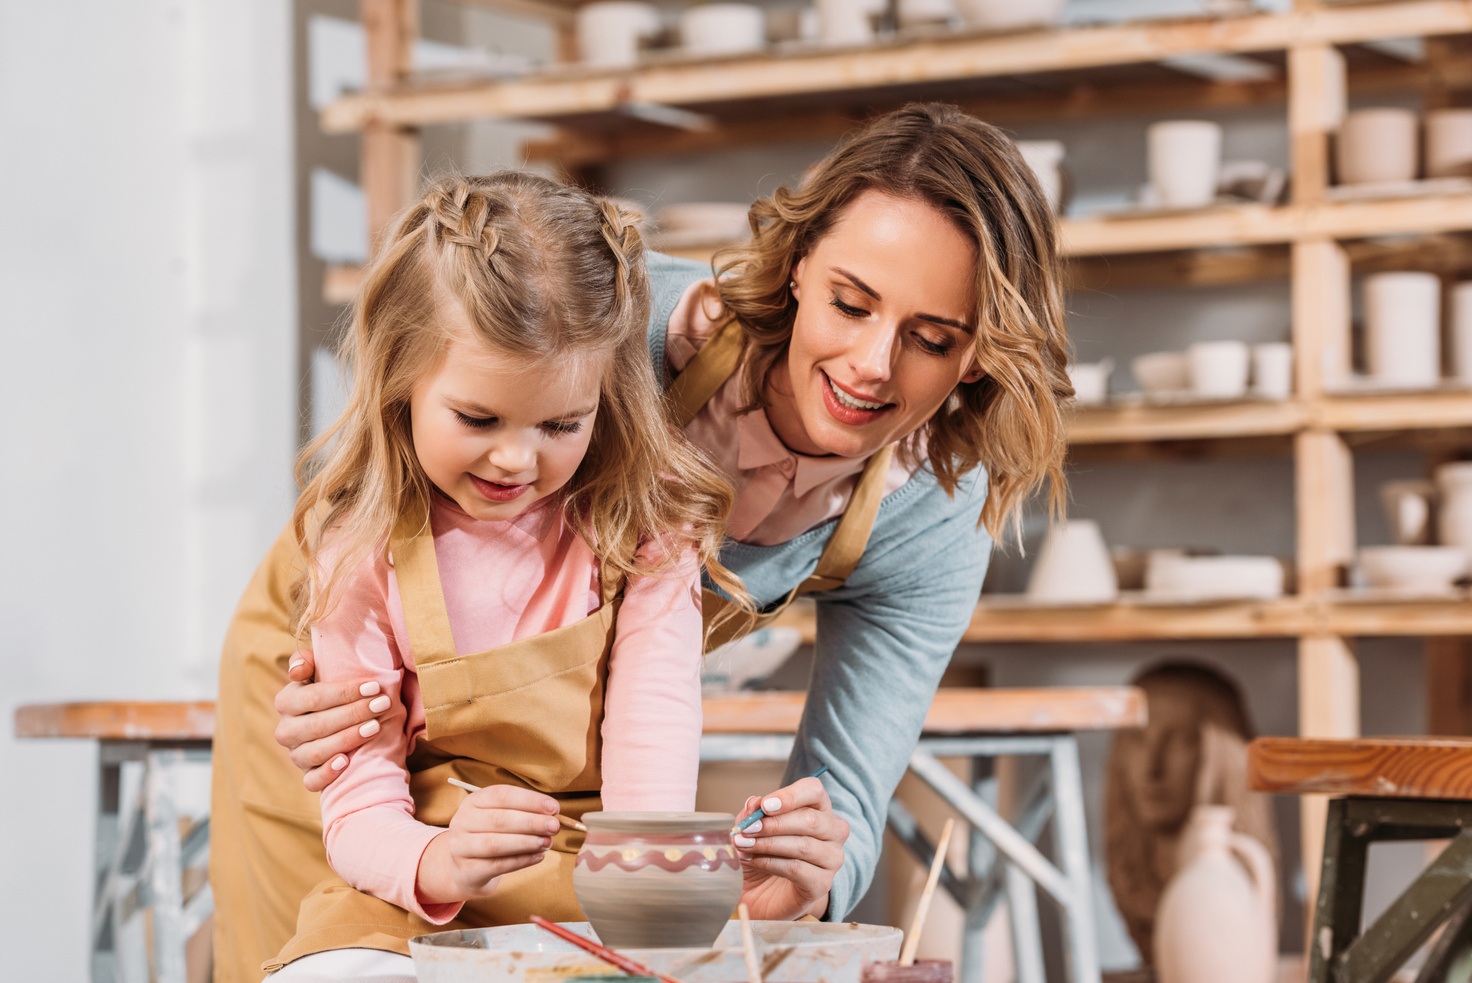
[1249,736,1472,797]
[320,2,1472,133]
[14,701,217,741]
[1069,399,1309,443]
[1316,390,1472,432]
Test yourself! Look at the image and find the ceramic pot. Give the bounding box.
[1379,480,1437,546]
[1154,805,1276,983]
[1426,108,1472,179]
[953,0,1063,31]
[1067,358,1112,405]
[1364,272,1440,388]
[679,4,766,55]
[1358,545,1468,592]
[1016,140,1066,213]
[1336,108,1419,185]
[1027,519,1118,604]
[576,1,661,67]
[817,0,884,46]
[573,812,741,949]
[1250,342,1293,400]
[1451,282,1472,384]
[1147,120,1223,208]
[1436,462,1472,565]
[1188,340,1250,399]
[1133,350,1191,397]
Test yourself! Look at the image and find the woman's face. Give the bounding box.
[1115,681,1204,833]
[765,190,984,459]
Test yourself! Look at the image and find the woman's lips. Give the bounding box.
[469,473,529,502]
[820,371,893,426]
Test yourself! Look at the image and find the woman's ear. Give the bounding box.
[790,257,807,302]
[961,362,986,384]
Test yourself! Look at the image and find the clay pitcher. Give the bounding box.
[573,812,742,949]
[1153,805,1276,983]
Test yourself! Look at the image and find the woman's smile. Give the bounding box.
[821,370,894,423]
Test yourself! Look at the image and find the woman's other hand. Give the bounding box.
[273,648,391,791]
[733,774,849,921]
[417,785,560,903]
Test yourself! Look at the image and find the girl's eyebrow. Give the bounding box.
[831,267,975,334]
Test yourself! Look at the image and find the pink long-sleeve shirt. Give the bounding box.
[310,494,703,923]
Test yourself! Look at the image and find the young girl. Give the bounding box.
[262,172,742,980]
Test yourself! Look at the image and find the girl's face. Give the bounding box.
[766,190,984,459]
[410,328,603,522]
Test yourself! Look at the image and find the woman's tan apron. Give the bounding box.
[211,316,890,982]
[262,513,622,971]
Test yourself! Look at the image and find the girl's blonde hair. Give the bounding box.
[714,103,1071,541]
[291,171,742,634]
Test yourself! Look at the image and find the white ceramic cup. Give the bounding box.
[1147,120,1223,209]
[954,0,1064,30]
[1067,358,1113,405]
[1428,108,1472,180]
[1452,281,1472,384]
[1188,340,1251,398]
[577,1,661,67]
[1016,140,1066,213]
[1364,271,1441,388]
[817,0,883,45]
[680,3,766,55]
[1250,342,1293,400]
[1335,108,1419,185]
[896,0,957,28]
[1027,519,1119,604]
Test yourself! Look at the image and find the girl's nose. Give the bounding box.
[850,322,897,382]
[488,436,536,476]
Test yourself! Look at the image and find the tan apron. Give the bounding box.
[263,511,620,971]
[210,317,888,983]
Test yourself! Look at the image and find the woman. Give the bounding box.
[212,102,1070,983]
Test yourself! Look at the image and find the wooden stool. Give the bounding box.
[705,687,1146,983]
[1249,736,1472,983]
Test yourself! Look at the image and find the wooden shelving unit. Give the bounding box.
[337,0,1472,904]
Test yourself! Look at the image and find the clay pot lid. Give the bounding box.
[581,811,735,833]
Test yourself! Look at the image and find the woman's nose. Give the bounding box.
[850,322,897,382]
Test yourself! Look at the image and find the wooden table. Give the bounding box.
[20,687,1144,983]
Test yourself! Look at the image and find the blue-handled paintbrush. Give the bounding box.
[734,764,828,832]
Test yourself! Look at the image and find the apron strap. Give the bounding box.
[665,317,745,427]
[788,443,895,597]
[389,509,460,667]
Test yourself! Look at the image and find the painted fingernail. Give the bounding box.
[359,681,380,697]
[734,834,756,848]
[744,819,763,834]
[762,797,783,814]
[359,719,380,738]
[368,695,391,713]
[330,755,348,771]
[289,657,305,672]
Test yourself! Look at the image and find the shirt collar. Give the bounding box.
[735,408,872,498]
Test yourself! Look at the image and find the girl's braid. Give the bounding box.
[597,198,644,313]
[428,180,501,260]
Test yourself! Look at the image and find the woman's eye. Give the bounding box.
[830,296,867,318]
[915,334,954,356]
[541,420,584,437]
[454,411,498,429]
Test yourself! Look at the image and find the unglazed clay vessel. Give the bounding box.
[1153,805,1276,983]
[573,812,741,949]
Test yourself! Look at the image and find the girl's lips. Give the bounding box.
[820,371,893,426]
[469,473,529,502]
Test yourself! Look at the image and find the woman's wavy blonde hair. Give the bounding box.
[714,103,1072,540]
[291,171,743,634]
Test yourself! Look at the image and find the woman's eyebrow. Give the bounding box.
[833,267,975,334]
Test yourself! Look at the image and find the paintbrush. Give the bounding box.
[445,777,587,832]
[733,764,828,833]
[898,817,955,966]
[530,915,688,983]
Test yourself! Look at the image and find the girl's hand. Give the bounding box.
[273,648,390,791]
[417,785,561,904]
[733,775,849,921]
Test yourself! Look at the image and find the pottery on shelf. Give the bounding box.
[572,812,742,949]
[1027,519,1118,604]
[1364,272,1441,388]
[1436,462,1472,565]
[1357,545,1468,592]
[1336,108,1419,185]
[1147,120,1223,208]
[1153,805,1276,983]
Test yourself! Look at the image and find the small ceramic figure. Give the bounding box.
[1104,663,1279,964]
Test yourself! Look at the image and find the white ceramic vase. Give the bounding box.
[1154,805,1277,983]
[1026,519,1118,604]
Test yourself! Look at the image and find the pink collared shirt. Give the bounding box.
[667,279,919,545]
[311,495,702,924]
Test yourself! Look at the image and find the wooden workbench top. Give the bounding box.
[1249,736,1472,799]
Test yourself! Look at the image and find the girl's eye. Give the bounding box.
[454,411,498,429]
[830,296,867,318]
[914,334,954,356]
[541,420,584,436]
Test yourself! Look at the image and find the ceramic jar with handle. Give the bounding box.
[1436,462,1472,566]
[1154,805,1276,983]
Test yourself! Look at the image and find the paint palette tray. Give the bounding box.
[410,920,901,983]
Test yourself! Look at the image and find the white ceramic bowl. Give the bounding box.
[1133,351,1191,397]
[1358,545,1469,592]
[1144,553,1284,601]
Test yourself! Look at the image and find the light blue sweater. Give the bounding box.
[645,253,994,918]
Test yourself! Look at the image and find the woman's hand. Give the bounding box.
[416,785,560,903]
[733,775,849,921]
[273,648,390,791]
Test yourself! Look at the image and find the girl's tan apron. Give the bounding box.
[212,316,889,982]
[262,513,621,971]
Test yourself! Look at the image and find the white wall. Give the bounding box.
[0,2,296,979]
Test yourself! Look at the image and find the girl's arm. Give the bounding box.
[599,540,705,810]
